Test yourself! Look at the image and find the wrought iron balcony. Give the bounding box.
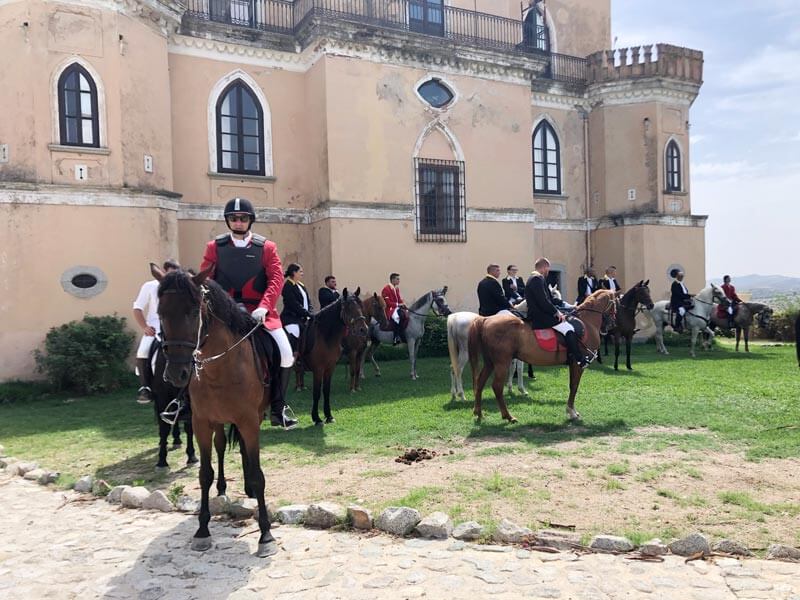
[184,0,588,84]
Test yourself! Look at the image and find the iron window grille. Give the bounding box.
[58,64,100,148]
[666,140,682,192]
[216,80,265,176]
[533,121,561,195]
[414,158,466,243]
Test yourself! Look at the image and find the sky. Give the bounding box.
[611,0,800,279]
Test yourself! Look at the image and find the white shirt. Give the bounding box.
[679,281,688,295]
[607,278,617,291]
[133,279,160,332]
[586,277,594,293]
[232,231,252,248]
[298,283,309,311]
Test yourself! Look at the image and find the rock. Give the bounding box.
[348,505,373,530]
[276,504,308,525]
[106,485,130,504]
[534,529,581,550]
[766,544,800,561]
[209,495,230,516]
[23,468,45,481]
[376,507,421,536]
[416,512,453,539]
[38,470,60,485]
[305,502,346,529]
[121,486,150,508]
[0,456,17,468]
[142,490,175,512]
[590,534,635,553]
[713,539,754,557]
[92,480,112,496]
[228,498,259,520]
[492,519,532,544]
[452,521,484,541]
[0,444,5,456]
[669,532,710,557]
[9,461,38,477]
[641,538,669,556]
[73,475,94,494]
[175,495,199,513]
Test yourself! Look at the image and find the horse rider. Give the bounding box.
[576,267,596,305]
[719,275,743,328]
[200,197,298,429]
[670,268,692,333]
[381,273,407,345]
[133,258,181,404]
[281,263,314,358]
[525,257,591,368]
[600,266,622,295]
[502,264,526,306]
[478,264,514,317]
[318,275,340,309]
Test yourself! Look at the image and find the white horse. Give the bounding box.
[648,283,729,357]
[364,287,451,380]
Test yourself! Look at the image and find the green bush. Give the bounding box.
[758,309,798,342]
[0,380,52,404]
[34,314,135,394]
[372,314,450,361]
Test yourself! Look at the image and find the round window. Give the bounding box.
[71,273,99,289]
[417,79,454,109]
[61,266,108,299]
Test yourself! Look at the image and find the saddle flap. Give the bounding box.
[533,329,560,353]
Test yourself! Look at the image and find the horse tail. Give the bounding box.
[227,423,241,451]
[468,317,487,383]
[446,315,460,376]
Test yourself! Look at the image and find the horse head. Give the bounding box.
[151,263,211,388]
[340,287,368,338]
[710,283,731,306]
[757,305,774,328]
[578,290,618,332]
[549,284,562,301]
[369,292,389,328]
[431,286,452,317]
[635,279,655,310]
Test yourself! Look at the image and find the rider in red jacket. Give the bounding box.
[381,273,406,345]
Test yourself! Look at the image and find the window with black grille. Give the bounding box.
[533,120,561,195]
[58,64,99,147]
[216,80,265,175]
[666,140,682,192]
[414,158,466,242]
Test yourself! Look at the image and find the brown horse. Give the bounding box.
[342,293,387,392]
[152,265,276,558]
[710,302,773,352]
[598,280,654,371]
[300,288,369,424]
[468,290,617,423]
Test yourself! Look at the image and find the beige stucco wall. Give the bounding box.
[0,202,177,380]
[533,228,586,300]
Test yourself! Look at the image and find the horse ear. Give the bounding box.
[342,287,349,299]
[373,292,379,300]
[442,285,448,295]
[644,279,649,286]
[192,266,213,286]
[150,262,166,281]
[354,286,361,297]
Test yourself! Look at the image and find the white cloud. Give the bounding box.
[690,134,708,145]
[692,161,766,181]
[722,46,800,89]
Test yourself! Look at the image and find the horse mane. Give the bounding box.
[576,289,613,312]
[313,297,347,344]
[620,285,638,307]
[409,291,431,312]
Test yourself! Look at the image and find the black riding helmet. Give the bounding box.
[223,197,256,231]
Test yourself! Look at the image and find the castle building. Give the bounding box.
[0,0,706,379]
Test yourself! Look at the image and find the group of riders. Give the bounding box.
[131,196,748,427]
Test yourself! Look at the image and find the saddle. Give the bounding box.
[379,306,409,333]
[251,327,281,388]
[533,317,586,353]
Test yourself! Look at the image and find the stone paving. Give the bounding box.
[1,476,799,600]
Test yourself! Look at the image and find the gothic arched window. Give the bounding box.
[666,140,682,192]
[216,80,265,175]
[533,121,561,195]
[58,64,99,147]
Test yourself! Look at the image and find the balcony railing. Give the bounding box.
[184,0,587,84]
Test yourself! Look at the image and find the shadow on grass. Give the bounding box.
[465,418,631,447]
[94,446,200,488]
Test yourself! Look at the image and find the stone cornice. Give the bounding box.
[587,77,702,107]
[0,183,181,210]
[592,213,707,229]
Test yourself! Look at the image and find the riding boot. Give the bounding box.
[135,358,155,404]
[270,367,298,429]
[564,331,588,369]
[674,313,684,333]
[392,322,402,346]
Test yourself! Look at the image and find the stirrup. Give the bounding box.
[136,386,153,405]
[160,398,182,426]
[280,405,298,430]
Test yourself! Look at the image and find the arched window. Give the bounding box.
[666,140,682,192]
[533,121,561,195]
[58,64,99,147]
[216,80,265,175]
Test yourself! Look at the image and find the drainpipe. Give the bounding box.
[580,106,592,270]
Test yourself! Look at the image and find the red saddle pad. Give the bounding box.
[534,329,565,353]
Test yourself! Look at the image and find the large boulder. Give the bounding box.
[73,475,94,494]
[121,486,151,508]
[209,495,230,516]
[276,504,309,525]
[142,490,175,512]
[23,468,45,482]
[229,498,259,519]
[766,544,800,561]
[305,502,346,529]
[492,519,532,544]
[376,507,421,536]
[534,529,581,550]
[640,539,669,556]
[452,521,484,541]
[713,539,753,557]
[348,505,373,530]
[669,533,710,557]
[415,512,453,539]
[175,495,200,513]
[106,485,130,504]
[38,470,60,485]
[589,535,635,553]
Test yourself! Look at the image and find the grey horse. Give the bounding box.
[363,287,451,380]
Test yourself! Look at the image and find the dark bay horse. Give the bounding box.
[300,288,368,424]
[343,292,387,392]
[710,302,773,352]
[152,265,276,558]
[597,280,654,371]
[468,290,617,422]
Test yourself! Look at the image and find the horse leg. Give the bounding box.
[156,418,170,469]
[323,370,335,423]
[171,420,182,448]
[604,333,610,356]
[311,372,323,425]
[506,359,516,396]
[613,332,621,371]
[239,441,254,498]
[704,327,715,351]
[491,363,516,423]
[408,337,418,380]
[191,418,214,552]
[238,423,277,557]
[690,327,698,357]
[744,327,750,352]
[354,349,364,391]
[655,321,669,355]
[516,360,527,396]
[625,335,633,371]
[185,419,198,465]
[213,424,227,497]
[294,361,305,392]
[566,362,583,421]
[367,342,381,377]
[735,327,741,352]
[473,363,492,420]
[457,348,469,401]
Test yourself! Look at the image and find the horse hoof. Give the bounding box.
[567,410,581,421]
[258,540,278,557]
[155,465,169,473]
[313,420,324,427]
[325,417,335,424]
[627,366,633,371]
[507,416,518,424]
[191,537,212,552]
[186,456,199,465]
[171,440,182,449]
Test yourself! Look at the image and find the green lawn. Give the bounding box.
[1,340,798,487]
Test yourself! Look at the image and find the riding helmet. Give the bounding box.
[223,197,256,230]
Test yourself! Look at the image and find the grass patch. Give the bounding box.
[384,486,444,511]
[606,462,630,476]
[719,491,800,517]
[684,466,704,480]
[359,469,395,479]
[605,478,625,491]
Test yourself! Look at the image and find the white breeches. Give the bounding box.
[496,310,514,317]
[391,308,401,324]
[553,321,575,335]
[678,307,686,316]
[136,335,155,359]
[267,327,294,368]
[727,306,734,315]
[284,324,300,338]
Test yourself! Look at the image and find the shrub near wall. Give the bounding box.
[34,315,135,394]
[373,315,450,361]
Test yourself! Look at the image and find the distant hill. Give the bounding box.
[710,274,800,300]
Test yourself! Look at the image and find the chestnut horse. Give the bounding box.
[598,280,654,371]
[153,265,276,558]
[342,293,387,392]
[468,290,617,422]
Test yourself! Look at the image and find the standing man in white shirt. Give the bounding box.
[133,258,181,404]
[600,266,621,294]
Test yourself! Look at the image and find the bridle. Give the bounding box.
[340,297,369,338]
[407,290,450,318]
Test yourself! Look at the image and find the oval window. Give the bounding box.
[418,79,454,109]
[71,273,99,289]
